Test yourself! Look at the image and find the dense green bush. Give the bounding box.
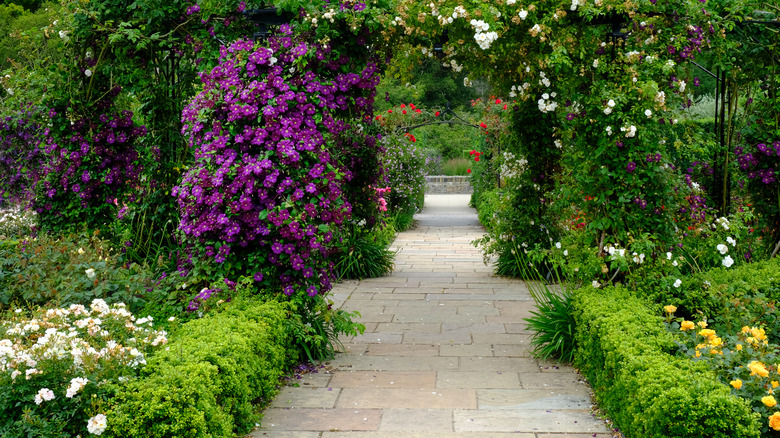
[573,285,761,437]
[381,134,428,214]
[105,298,296,437]
[0,232,156,311]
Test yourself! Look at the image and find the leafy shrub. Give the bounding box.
[387,208,416,233]
[175,30,382,299]
[0,232,156,312]
[105,298,296,437]
[286,293,364,362]
[573,285,761,437]
[0,106,45,206]
[381,134,428,214]
[0,299,170,438]
[334,224,395,280]
[33,98,147,233]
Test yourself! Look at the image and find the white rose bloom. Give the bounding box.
[673,279,682,288]
[722,255,734,268]
[518,10,528,19]
[607,99,615,108]
[726,236,737,246]
[85,69,92,77]
[716,244,728,255]
[645,109,652,117]
[592,280,600,288]
[604,107,612,115]
[555,242,561,249]
[87,414,108,435]
[85,268,96,279]
[593,59,599,68]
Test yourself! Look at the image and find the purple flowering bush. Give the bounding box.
[735,141,780,246]
[32,91,147,232]
[0,106,45,207]
[176,24,384,302]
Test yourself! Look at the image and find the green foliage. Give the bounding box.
[513,247,576,362]
[285,294,365,362]
[105,299,297,437]
[382,134,428,214]
[573,285,761,437]
[0,232,156,311]
[334,224,395,281]
[387,208,416,233]
[441,158,470,176]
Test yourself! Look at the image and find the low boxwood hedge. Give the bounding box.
[573,285,761,438]
[104,298,297,438]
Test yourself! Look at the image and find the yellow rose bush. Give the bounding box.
[669,312,780,434]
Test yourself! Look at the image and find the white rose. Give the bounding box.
[673,279,682,288]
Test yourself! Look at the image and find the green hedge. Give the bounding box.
[105,299,297,438]
[573,285,761,438]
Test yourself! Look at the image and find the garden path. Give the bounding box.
[252,194,612,438]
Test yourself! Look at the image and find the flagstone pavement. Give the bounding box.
[252,194,612,438]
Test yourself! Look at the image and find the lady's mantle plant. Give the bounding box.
[0,299,168,437]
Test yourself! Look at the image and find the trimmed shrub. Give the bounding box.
[105,299,296,437]
[573,285,761,438]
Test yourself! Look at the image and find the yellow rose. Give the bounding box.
[699,329,717,339]
[730,379,743,390]
[709,336,723,347]
[749,361,770,378]
[773,381,779,389]
[770,412,780,431]
[680,320,695,331]
[763,395,777,407]
[664,305,677,314]
[736,344,743,351]
[742,326,751,334]
[698,320,708,328]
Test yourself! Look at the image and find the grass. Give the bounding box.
[441,158,471,176]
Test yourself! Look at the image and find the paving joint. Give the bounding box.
[253,194,609,437]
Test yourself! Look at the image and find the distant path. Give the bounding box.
[253,194,610,437]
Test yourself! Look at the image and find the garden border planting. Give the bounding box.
[104,299,296,438]
[573,285,761,438]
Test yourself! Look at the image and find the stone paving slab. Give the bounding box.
[252,194,609,437]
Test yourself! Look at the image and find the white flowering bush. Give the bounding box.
[381,134,429,214]
[0,299,168,437]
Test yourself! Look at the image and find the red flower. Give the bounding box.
[467,168,471,173]
[400,104,406,108]
[402,110,407,114]
[410,103,416,109]
[410,135,416,142]
[469,150,476,156]
[375,115,381,120]
[388,109,392,113]
[435,111,440,116]
[475,157,480,162]
[480,122,487,129]
[503,104,507,110]
[495,98,501,104]
[415,109,421,113]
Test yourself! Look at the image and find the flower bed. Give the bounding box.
[1,297,295,437]
[572,285,760,437]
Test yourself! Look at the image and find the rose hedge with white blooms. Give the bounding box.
[395,0,748,252]
[0,299,168,437]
